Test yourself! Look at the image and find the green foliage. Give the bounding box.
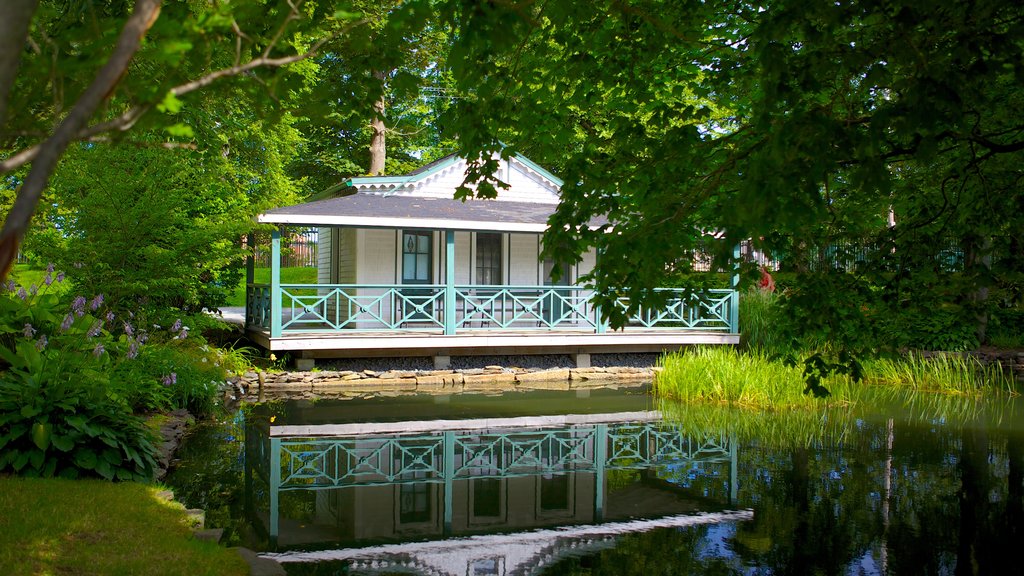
[738,288,790,356]
[437,0,1024,355]
[0,275,158,480]
[0,271,228,480]
[30,124,303,313]
[655,347,862,409]
[863,353,1017,395]
[111,341,223,418]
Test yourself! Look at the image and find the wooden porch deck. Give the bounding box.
[247,326,739,358]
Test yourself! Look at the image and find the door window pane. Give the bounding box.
[476,233,502,285]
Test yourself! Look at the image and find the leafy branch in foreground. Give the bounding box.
[0,0,368,280]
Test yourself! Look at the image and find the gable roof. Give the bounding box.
[258,190,606,232]
[261,152,582,231]
[329,152,564,196]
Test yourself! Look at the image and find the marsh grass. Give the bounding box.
[655,347,863,409]
[863,352,1018,395]
[656,347,1019,412]
[738,288,789,354]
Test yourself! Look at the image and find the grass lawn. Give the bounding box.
[224,266,317,307]
[0,477,248,576]
[9,264,73,296]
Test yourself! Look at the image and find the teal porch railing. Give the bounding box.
[247,419,739,544]
[246,283,738,336]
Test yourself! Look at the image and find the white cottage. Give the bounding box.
[246,153,738,368]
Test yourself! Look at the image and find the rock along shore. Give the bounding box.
[230,365,656,400]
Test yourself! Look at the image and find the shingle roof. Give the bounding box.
[259,191,607,232]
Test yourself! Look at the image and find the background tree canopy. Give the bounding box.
[437,0,1024,351]
[2,0,1022,353]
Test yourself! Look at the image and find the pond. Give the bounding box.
[166,384,1024,575]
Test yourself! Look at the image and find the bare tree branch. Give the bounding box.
[0,0,163,280]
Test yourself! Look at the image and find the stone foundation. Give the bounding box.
[232,365,653,399]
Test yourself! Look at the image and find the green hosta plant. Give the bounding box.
[0,270,158,480]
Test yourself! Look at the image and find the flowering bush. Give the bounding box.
[0,267,159,479]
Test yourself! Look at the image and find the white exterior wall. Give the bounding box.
[508,233,540,285]
[353,229,397,329]
[317,227,333,285]
[455,232,471,284]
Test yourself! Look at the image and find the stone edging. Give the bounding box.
[231,365,655,398]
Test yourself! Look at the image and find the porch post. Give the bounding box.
[595,246,607,334]
[444,229,456,335]
[245,233,255,326]
[731,243,741,334]
[271,228,282,338]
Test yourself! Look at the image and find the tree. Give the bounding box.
[436,0,1024,350]
[0,0,369,279]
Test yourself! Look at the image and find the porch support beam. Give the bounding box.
[730,243,741,334]
[245,233,255,327]
[444,229,456,335]
[271,228,282,338]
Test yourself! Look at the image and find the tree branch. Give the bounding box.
[0,0,162,280]
[0,13,367,174]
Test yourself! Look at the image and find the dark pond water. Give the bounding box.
[166,385,1024,575]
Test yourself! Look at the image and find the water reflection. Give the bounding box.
[167,387,1024,575]
[244,389,744,561]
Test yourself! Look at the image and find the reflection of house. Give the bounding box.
[245,154,739,367]
[265,511,754,575]
[247,408,741,554]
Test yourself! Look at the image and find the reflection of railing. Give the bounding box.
[252,421,733,490]
[248,418,738,546]
[244,283,738,335]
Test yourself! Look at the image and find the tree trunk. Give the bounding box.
[0,0,39,130]
[964,234,993,344]
[368,70,386,175]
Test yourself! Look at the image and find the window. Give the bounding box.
[402,231,431,283]
[476,233,502,285]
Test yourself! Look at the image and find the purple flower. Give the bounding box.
[29,284,38,296]
[23,323,36,338]
[44,272,53,286]
[90,294,104,311]
[46,263,54,273]
[73,262,84,269]
[161,373,177,387]
[35,335,47,351]
[171,318,182,332]
[137,331,149,344]
[87,320,103,338]
[71,296,87,316]
[177,327,188,340]
[60,314,74,332]
[5,280,14,292]
[126,340,139,360]
[123,322,134,336]
[92,343,105,358]
[105,311,115,322]
[16,287,26,300]
[55,271,65,283]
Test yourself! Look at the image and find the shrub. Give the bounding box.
[0,270,158,480]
